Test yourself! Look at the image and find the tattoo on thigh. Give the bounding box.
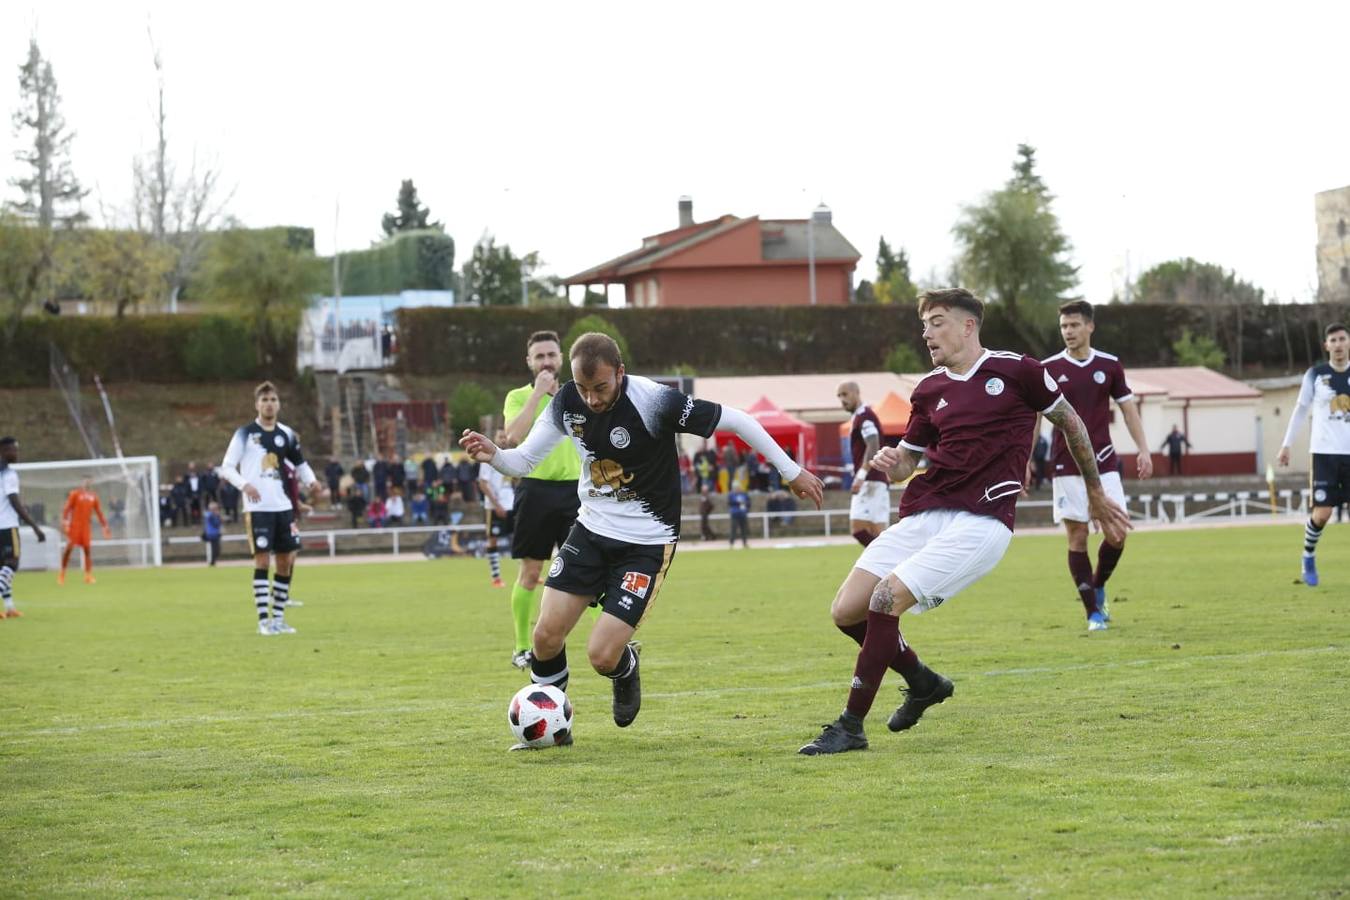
[870,580,896,615]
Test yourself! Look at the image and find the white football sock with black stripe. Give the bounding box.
[271,574,291,620]
[1304,518,1324,559]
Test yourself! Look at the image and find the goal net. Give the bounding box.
[11,456,162,570]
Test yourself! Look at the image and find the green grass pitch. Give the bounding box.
[2,525,1348,897]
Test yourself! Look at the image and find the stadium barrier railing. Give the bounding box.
[153,487,1317,564]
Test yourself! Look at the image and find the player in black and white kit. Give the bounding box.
[217,382,324,635]
[1278,322,1350,587]
[461,333,824,747]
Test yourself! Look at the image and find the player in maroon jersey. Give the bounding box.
[1039,300,1152,631]
[836,381,890,545]
[800,289,1131,755]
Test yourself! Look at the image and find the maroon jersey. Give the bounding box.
[850,406,890,484]
[898,351,1062,530]
[1040,349,1133,477]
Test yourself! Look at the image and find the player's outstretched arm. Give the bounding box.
[468,410,567,478]
[1045,398,1131,544]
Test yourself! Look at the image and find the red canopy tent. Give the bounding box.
[715,396,817,470]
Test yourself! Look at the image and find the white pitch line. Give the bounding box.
[0,644,1339,742]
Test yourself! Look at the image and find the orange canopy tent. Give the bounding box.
[837,391,912,440]
[715,396,817,469]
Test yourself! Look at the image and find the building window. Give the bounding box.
[633,281,645,307]
[647,278,659,307]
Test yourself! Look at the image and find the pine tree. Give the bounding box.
[381,179,443,236]
[8,38,87,229]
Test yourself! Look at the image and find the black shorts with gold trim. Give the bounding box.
[1311,453,1350,508]
[545,523,677,628]
[244,509,300,555]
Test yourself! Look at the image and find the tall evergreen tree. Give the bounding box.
[8,38,87,229]
[953,144,1076,355]
[381,179,443,236]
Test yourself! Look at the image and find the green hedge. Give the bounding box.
[0,314,296,387]
[395,302,1350,377]
[327,230,455,296]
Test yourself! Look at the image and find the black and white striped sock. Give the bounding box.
[530,647,569,693]
[271,574,291,620]
[1304,518,1324,559]
[252,568,270,621]
[0,564,13,608]
[488,552,501,580]
[602,644,638,681]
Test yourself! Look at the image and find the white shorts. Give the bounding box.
[848,480,891,525]
[1052,471,1126,524]
[854,509,1012,613]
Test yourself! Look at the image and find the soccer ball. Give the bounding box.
[507,684,573,748]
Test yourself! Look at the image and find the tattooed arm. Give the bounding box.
[1044,398,1132,543]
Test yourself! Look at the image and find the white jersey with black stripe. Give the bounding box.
[218,420,317,513]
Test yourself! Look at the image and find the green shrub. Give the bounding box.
[184,317,254,380]
[449,381,498,433]
[563,315,631,366]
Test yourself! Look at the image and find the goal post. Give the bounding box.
[12,456,162,569]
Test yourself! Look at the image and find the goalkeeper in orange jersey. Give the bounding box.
[59,476,110,585]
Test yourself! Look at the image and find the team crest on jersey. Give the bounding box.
[609,427,631,449]
[549,557,564,578]
[274,434,286,447]
[985,377,1005,396]
[620,571,651,598]
[1093,371,1106,384]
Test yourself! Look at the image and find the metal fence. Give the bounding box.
[157,487,1318,564]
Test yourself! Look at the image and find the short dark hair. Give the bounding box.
[1058,300,1094,321]
[254,381,278,399]
[917,288,983,324]
[0,437,15,448]
[569,332,623,376]
[527,330,561,351]
[1326,322,1348,338]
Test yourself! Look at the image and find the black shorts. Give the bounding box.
[0,526,19,563]
[1311,453,1350,508]
[244,509,300,555]
[545,523,677,628]
[486,508,515,538]
[511,478,580,560]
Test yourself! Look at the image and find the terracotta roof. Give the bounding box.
[564,214,860,285]
[1126,367,1261,400]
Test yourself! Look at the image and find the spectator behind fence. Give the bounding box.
[219,480,240,523]
[698,485,716,541]
[346,488,367,529]
[728,485,751,548]
[350,460,370,500]
[386,489,405,525]
[203,501,223,566]
[410,491,429,524]
[366,496,387,528]
[373,457,389,500]
[422,455,439,490]
[389,455,405,495]
[1160,425,1191,476]
[325,459,344,505]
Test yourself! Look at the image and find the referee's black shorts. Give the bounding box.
[1311,453,1350,508]
[510,478,579,561]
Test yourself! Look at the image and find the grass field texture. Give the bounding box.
[2,525,1348,897]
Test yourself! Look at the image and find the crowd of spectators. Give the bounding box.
[685,443,799,541]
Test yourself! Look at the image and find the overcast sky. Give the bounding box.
[3,1,1347,305]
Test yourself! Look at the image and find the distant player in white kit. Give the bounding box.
[217,382,324,635]
[1278,322,1350,586]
